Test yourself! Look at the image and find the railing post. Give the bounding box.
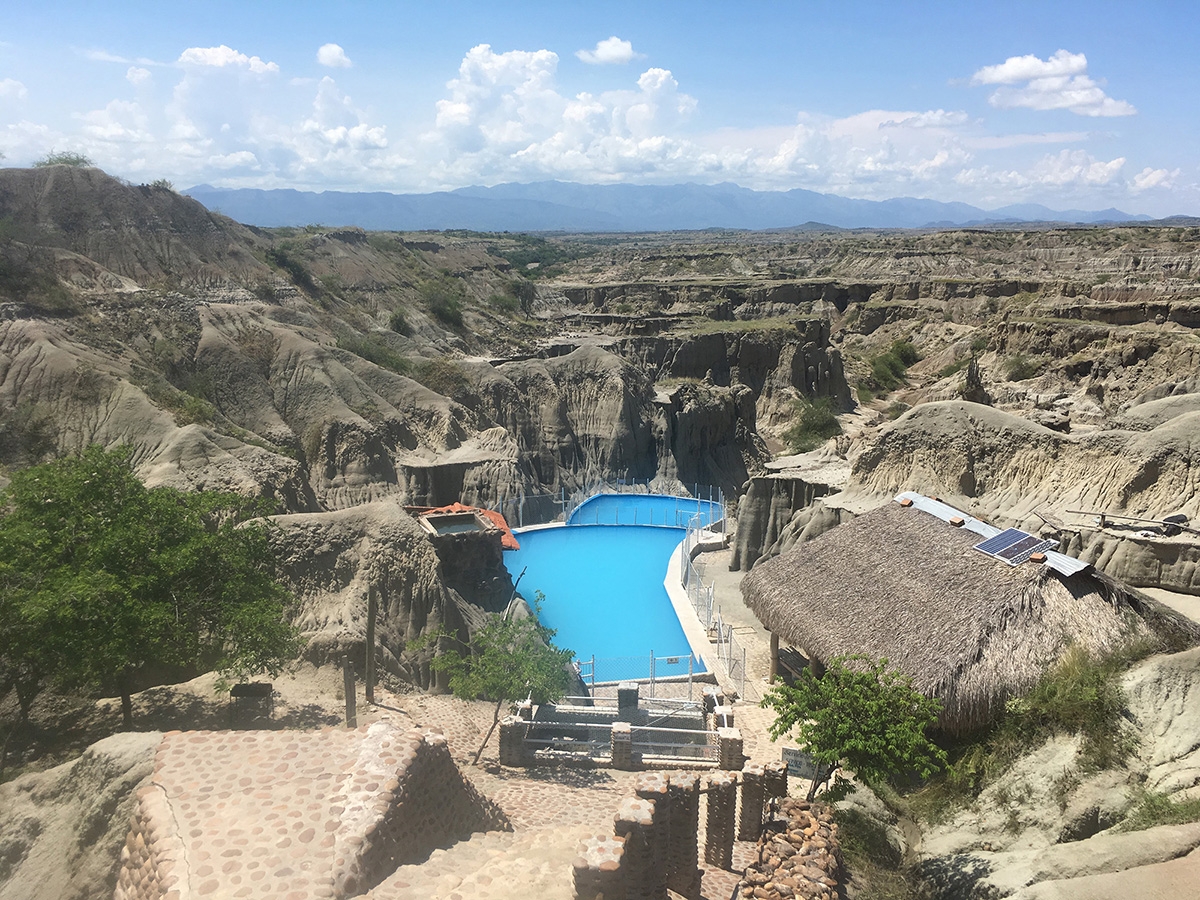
[741,647,747,699]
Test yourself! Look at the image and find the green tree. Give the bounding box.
[0,445,299,728]
[33,150,94,168]
[763,655,947,800]
[425,599,573,764]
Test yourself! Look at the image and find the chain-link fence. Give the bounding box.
[482,479,729,530]
[680,514,747,698]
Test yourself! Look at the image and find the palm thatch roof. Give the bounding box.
[742,498,1199,733]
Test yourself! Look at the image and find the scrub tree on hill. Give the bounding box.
[763,654,947,800]
[0,445,299,730]
[422,597,574,765]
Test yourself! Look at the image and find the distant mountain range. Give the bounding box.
[183,181,1154,232]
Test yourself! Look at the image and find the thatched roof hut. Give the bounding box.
[741,494,1199,733]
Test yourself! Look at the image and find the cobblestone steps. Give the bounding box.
[369,825,589,900]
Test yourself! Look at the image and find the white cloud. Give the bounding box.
[1131,166,1180,192]
[8,39,1182,212]
[954,149,1126,191]
[972,49,1088,85]
[881,109,970,129]
[1031,149,1125,185]
[317,43,352,68]
[971,50,1135,117]
[209,150,259,169]
[576,36,639,65]
[424,45,705,185]
[178,45,279,75]
[84,49,159,66]
[0,78,27,100]
[79,99,152,143]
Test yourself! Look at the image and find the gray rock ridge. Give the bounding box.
[0,731,160,900]
[739,401,1200,594]
[731,474,836,572]
[921,823,1200,900]
[916,648,1200,899]
[269,499,513,690]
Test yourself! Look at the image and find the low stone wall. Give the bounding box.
[113,720,508,900]
[736,799,843,900]
[574,760,792,900]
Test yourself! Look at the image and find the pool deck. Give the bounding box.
[664,527,738,694]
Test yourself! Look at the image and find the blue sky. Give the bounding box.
[2,1,1197,215]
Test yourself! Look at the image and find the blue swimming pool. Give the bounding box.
[507,520,704,682]
[568,493,723,528]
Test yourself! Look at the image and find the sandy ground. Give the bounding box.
[1141,586,1200,626]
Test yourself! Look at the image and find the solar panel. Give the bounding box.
[974,528,1032,555]
[974,528,1056,566]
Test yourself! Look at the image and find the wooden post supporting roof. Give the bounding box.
[769,632,779,684]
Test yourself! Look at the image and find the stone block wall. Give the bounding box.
[113,720,508,900]
[575,771,705,900]
[735,799,843,900]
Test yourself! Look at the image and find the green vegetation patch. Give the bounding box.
[904,645,1142,823]
[1004,353,1041,381]
[0,446,299,734]
[486,235,593,279]
[33,150,94,168]
[856,340,921,401]
[677,315,811,336]
[411,358,471,399]
[336,333,411,375]
[782,397,842,453]
[388,309,411,336]
[419,278,465,327]
[266,245,323,298]
[1120,790,1200,832]
[834,807,917,900]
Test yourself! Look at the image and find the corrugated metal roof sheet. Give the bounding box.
[892,491,1091,577]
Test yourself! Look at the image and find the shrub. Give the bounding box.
[149,178,174,191]
[420,280,464,327]
[33,150,94,168]
[860,340,921,396]
[487,292,520,314]
[942,646,1138,799]
[336,334,410,375]
[388,309,411,336]
[1120,790,1200,832]
[1005,354,1040,381]
[763,655,946,800]
[937,358,969,379]
[266,246,321,297]
[782,397,842,453]
[412,359,470,399]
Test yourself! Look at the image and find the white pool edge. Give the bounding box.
[665,530,738,697]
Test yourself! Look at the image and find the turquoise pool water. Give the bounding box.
[568,493,723,528]
[506,520,704,682]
